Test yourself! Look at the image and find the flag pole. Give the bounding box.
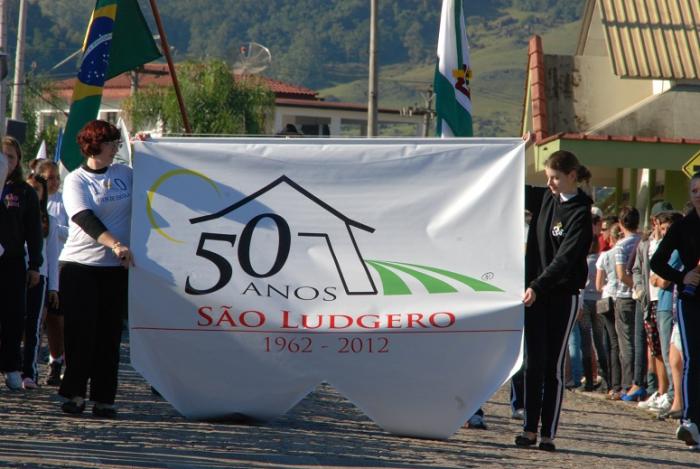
[367,0,378,137]
[148,0,191,134]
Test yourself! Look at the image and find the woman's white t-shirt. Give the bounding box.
[60,164,132,267]
[595,249,618,299]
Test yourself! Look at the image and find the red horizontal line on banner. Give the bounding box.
[130,327,521,335]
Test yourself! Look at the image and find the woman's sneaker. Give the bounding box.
[677,420,700,446]
[21,377,38,390]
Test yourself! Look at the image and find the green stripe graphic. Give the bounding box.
[399,262,503,292]
[366,260,503,295]
[365,261,411,295]
[370,261,457,294]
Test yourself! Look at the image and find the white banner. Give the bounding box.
[130,138,524,439]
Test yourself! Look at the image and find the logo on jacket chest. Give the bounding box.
[4,193,20,208]
[551,221,565,238]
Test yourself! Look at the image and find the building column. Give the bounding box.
[615,168,623,212]
[645,168,656,224]
[330,116,341,137]
[664,170,689,212]
[629,168,638,208]
[636,168,656,230]
[273,111,283,134]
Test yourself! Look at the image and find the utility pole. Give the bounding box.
[367,0,378,137]
[0,0,7,132]
[11,0,27,120]
[130,70,140,96]
[400,84,435,137]
[421,86,435,137]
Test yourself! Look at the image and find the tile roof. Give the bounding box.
[540,132,700,145]
[51,64,318,101]
[275,97,419,115]
[598,0,700,80]
[525,35,548,142]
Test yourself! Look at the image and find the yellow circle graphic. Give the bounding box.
[146,169,221,243]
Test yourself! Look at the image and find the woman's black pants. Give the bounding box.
[0,256,27,372]
[58,262,127,405]
[524,293,578,439]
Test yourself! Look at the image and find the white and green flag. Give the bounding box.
[435,0,473,137]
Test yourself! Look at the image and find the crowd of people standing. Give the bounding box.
[506,148,700,452]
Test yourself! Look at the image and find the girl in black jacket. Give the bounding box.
[650,172,700,448]
[0,136,43,390]
[516,150,592,452]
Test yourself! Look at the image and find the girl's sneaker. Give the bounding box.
[677,420,700,446]
[22,377,38,390]
[648,393,672,413]
[637,391,659,409]
[5,371,22,390]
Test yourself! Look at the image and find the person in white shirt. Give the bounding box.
[57,120,133,418]
[34,159,68,386]
[596,223,624,398]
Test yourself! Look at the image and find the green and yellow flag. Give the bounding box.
[60,0,161,171]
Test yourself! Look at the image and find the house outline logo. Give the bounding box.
[189,175,379,296]
[180,174,503,297]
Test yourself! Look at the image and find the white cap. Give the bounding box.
[591,206,603,218]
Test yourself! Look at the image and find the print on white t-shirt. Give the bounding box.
[60,164,132,267]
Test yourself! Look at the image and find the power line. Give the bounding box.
[21,80,68,116]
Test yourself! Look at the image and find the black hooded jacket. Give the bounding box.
[1,180,43,271]
[525,186,593,296]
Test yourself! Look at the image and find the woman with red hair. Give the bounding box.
[58,120,133,418]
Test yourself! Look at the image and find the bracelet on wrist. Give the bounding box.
[111,241,122,251]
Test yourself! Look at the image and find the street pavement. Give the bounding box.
[0,338,698,468]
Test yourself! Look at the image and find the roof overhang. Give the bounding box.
[535,133,700,171]
[599,0,700,80]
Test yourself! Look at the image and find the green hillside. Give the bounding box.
[319,12,583,136]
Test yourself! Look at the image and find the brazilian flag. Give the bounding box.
[60,0,161,171]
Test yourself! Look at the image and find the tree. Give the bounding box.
[9,74,61,163]
[122,60,275,135]
[274,28,326,88]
